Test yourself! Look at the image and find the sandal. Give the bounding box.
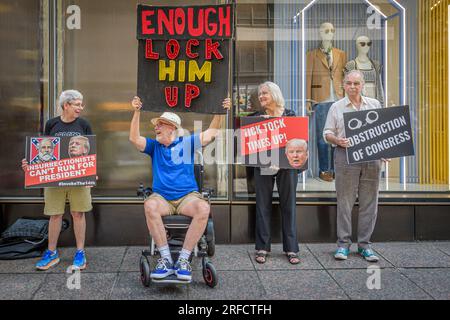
[255,251,267,264]
[286,252,300,265]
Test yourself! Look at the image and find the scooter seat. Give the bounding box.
[162,215,192,225]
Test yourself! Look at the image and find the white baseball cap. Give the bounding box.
[150,112,182,129]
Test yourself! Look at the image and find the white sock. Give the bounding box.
[179,248,192,261]
[158,245,173,264]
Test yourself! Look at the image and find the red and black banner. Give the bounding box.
[24,136,97,188]
[136,4,234,114]
[238,117,309,170]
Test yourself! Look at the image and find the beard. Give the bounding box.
[40,152,52,161]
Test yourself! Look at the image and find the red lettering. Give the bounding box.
[205,39,223,60]
[166,39,180,60]
[187,7,204,37]
[158,9,174,35]
[174,8,186,35]
[145,40,159,60]
[204,8,218,36]
[165,87,178,107]
[185,84,200,108]
[141,10,155,35]
[218,6,231,37]
[186,39,200,59]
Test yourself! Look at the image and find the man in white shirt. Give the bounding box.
[323,70,382,262]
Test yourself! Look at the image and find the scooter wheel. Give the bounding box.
[203,261,218,288]
[140,256,151,287]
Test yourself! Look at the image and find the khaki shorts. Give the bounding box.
[44,187,92,216]
[145,191,205,215]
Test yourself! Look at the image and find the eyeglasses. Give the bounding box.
[359,41,372,47]
[69,102,85,108]
[345,81,362,86]
[322,28,335,34]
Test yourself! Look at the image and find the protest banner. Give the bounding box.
[343,105,415,164]
[238,117,309,170]
[136,4,234,113]
[24,136,97,188]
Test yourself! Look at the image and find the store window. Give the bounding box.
[2,0,449,200]
[58,0,228,198]
[0,0,43,197]
[232,0,450,200]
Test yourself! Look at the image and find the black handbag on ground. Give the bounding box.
[0,217,69,260]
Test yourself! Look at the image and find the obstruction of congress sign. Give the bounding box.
[343,106,415,164]
[136,4,234,114]
[24,136,97,188]
[238,117,309,170]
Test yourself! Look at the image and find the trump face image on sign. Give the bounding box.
[285,139,308,169]
[68,136,90,158]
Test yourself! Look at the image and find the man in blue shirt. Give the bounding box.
[129,96,229,281]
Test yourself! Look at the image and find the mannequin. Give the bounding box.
[306,22,347,107]
[306,22,347,182]
[344,35,385,105]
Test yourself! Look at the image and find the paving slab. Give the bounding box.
[0,274,46,300]
[110,272,188,300]
[306,243,393,269]
[191,245,255,271]
[429,242,450,257]
[0,257,43,274]
[250,245,323,270]
[373,242,450,268]
[53,247,127,273]
[1,242,449,301]
[33,272,117,300]
[329,269,432,300]
[187,271,265,300]
[123,245,256,272]
[120,246,148,272]
[400,268,450,300]
[258,270,349,300]
[0,247,127,274]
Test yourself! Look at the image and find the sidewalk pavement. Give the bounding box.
[0,242,449,300]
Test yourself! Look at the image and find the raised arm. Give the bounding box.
[200,98,230,146]
[129,96,147,152]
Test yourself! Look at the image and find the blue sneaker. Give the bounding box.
[36,249,60,270]
[174,258,192,281]
[151,258,175,279]
[358,248,380,262]
[73,249,87,270]
[334,247,350,260]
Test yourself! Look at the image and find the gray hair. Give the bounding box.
[59,90,83,109]
[285,139,308,153]
[258,81,285,108]
[38,138,54,150]
[344,70,365,85]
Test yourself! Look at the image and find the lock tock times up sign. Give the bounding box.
[136,4,234,114]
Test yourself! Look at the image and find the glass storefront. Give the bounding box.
[1,0,449,201]
[0,0,43,197]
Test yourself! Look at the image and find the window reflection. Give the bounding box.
[0,0,42,196]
